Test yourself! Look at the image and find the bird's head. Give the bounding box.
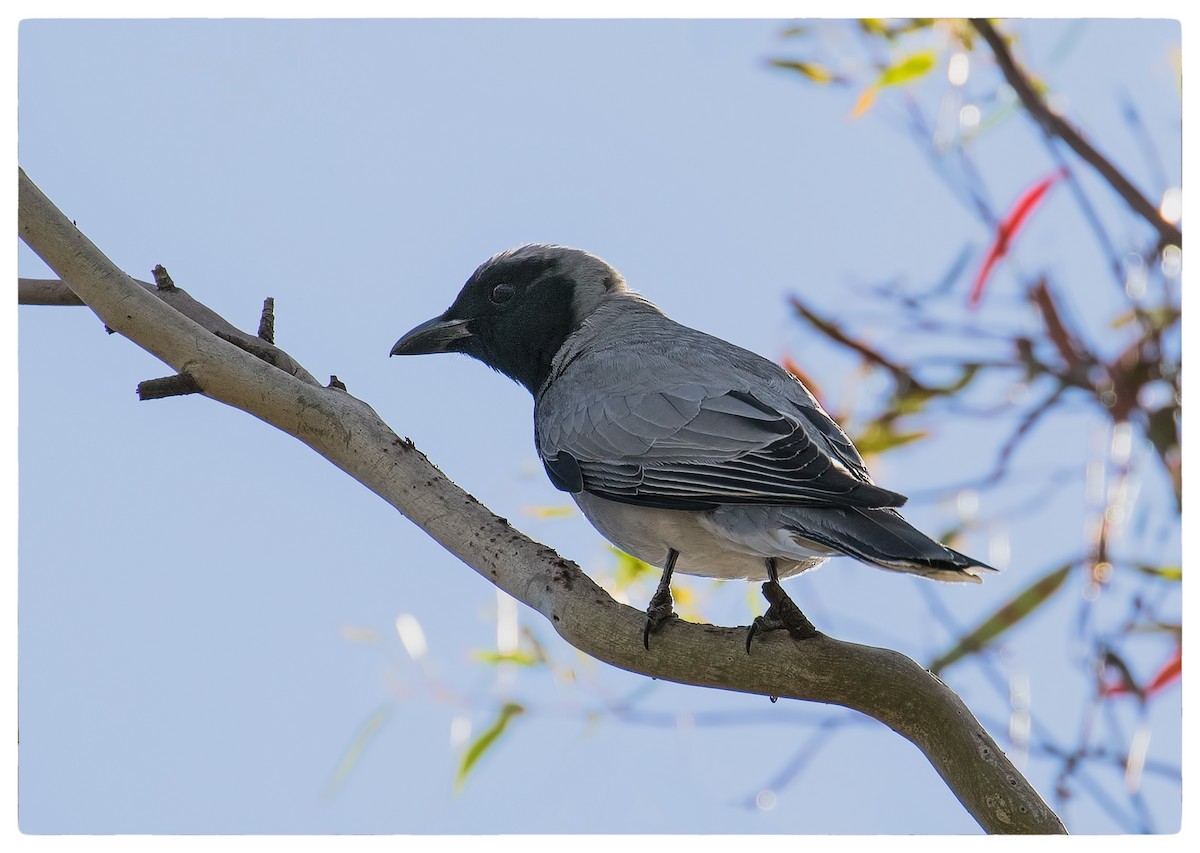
[390,244,627,393]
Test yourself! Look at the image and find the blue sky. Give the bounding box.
[15,12,1185,837]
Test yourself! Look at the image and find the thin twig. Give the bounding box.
[18,276,322,387]
[982,384,1069,487]
[789,295,929,393]
[258,297,275,343]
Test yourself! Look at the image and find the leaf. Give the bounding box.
[325,705,393,797]
[1144,648,1182,697]
[1138,620,1182,638]
[670,582,697,620]
[522,504,575,519]
[939,362,984,395]
[339,625,379,644]
[610,546,656,587]
[850,84,879,118]
[1110,306,1181,331]
[849,52,936,120]
[969,168,1069,308]
[851,421,928,456]
[877,50,937,88]
[769,59,837,84]
[456,703,525,792]
[1135,564,1181,582]
[930,562,1074,674]
[858,18,936,40]
[892,386,938,415]
[472,649,540,667]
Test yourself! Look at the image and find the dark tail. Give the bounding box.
[785,507,998,583]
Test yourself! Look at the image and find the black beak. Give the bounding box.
[389,315,473,356]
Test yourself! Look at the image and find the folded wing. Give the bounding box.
[539,383,906,511]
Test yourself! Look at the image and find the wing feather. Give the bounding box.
[540,384,905,511]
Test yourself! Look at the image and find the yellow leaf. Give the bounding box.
[472,649,540,667]
[523,504,575,519]
[1137,565,1181,582]
[769,59,836,84]
[850,84,879,118]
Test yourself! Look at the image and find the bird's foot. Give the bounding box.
[642,583,678,649]
[745,580,819,653]
[643,547,680,650]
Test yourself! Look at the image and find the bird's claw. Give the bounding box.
[745,580,819,653]
[643,584,677,649]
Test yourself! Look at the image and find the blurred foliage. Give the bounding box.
[930,561,1075,674]
[768,17,1180,831]
[456,702,525,792]
[851,49,938,117]
[325,705,394,798]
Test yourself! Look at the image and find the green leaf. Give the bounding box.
[472,649,541,667]
[887,364,980,416]
[877,50,937,88]
[902,19,938,34]
[1135,564,1181,582]
[325,705,393,797]
[857,18,936,40]
[769,59,837,84]
[610,546,656,587]
[851,421,928,456]
[892,386,937,415]
[930,562,1074,674]
[456,703,525,792]
[1110,306,1181,331]
[940,362,984,395]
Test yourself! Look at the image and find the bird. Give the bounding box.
[390,244,997,649]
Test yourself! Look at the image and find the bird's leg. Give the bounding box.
[643,547,680,650]
[746,558,820,652]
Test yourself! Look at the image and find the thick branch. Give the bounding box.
[17,167,1065,834]
[970,18,1181,249]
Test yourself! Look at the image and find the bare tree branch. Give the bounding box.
[970,18,1182,249]
[19,275,320,385]
[17,167,1066,835]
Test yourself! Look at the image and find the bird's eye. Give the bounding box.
[490,283,516,305]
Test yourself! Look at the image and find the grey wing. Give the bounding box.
[538,381,906,511]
